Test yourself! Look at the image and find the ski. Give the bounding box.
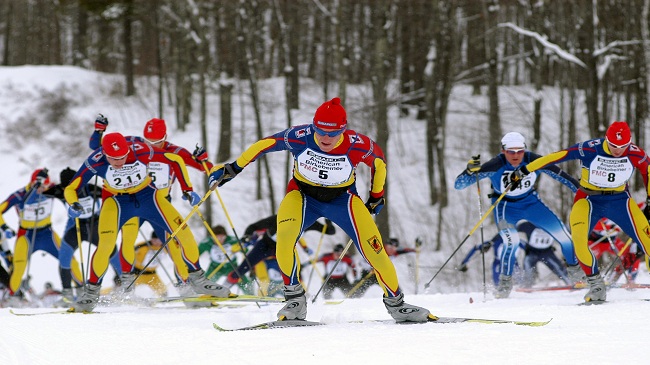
[213,320,323,331]
[516,284,586,293]
[212,317,552,331]
[155,294,286,304]
[9,308,95,316]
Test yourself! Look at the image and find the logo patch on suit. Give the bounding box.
[368,235,383,254]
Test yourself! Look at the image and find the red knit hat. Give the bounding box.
[102,133,130,159]
[30,168,51,185]
[606,121,631,147]
[143,118,167,142]
[313,97,347,130]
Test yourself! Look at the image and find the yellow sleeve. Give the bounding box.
[370,158,387,195]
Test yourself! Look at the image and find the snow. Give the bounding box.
[1,65,649,365]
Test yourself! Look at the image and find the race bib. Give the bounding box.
[296,149,354,186]
[77,195,100,219]
[22,198,54,222]
[148,162,171,189]
[105,161,149,190]
[528,229,553,249]
[209,245,229,263]
[500,171,537,197]
[587,156,634,188]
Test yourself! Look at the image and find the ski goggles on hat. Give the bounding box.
[606,139,630,149]
[505,148,525,155]
[313,125,346,137]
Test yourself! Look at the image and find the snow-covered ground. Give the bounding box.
[1,65,649,364]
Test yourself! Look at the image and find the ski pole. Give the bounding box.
[346,269,375,298]
[424,184,513,290]
[200,161,265,296]
[137,228,175,285]
[125,187,214,291]
[472,155,487,301]
[311,238,354,303]
[602,237,633,281]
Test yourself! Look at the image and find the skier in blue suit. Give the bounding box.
[455,132,583,298]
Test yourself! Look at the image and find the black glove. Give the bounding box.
[507,166,529,189]
[1,224,15,239]
[415,237,423,248]
[1,250,12,265]
[95,114,109,132]
[466,155,481,175]
[457,263,468,272]
[208,162,242,188]
[644,197,650,221]
[67,202,84,218]
[193,145,209,163]
[479,241,492,253]
[365,195,385,215]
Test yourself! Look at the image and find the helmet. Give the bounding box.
[143,118,167,143]
[101,133,130,159]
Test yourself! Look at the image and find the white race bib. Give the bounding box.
[77,195,100,219]
[147,162,171,189]
[587,156,634,188]
[22,198,54,221]
[105,161,149,190]
[209,245,229,263]
[296,149,354,186]
[500,171,538,197]
[528,229,553,249]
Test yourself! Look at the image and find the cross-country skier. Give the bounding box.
[455,131,583,299]
[507,121,650,303]
[209,97,435,322]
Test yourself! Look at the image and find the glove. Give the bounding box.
[479,241,492,253]
[365,195,386,215]
[457,263,468,272]
[1,224,15,240]
[466,155,481,175]
[208,163,242,188]
[182,191,201,206]
[507,166,529,189]
[193,145,209,163]
[1,249,12,264]
[415,237,423,248]
[644,197,650,220]
[67,202,84,218]
[95,114,109,132]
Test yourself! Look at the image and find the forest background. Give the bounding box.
[2,0,650,292]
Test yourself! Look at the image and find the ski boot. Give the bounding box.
[71,283,101,313]
[277,284,307,320]
[383,292,435,322]
[494,274,513,299]
[584,273,606,304]
[53,288,74,308]
[188,269,232,297]
[567,264,587,285]
[175,281,212,308]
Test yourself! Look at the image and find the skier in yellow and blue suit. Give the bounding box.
[208,97,434,323]
[64,132,231,312]
[507,121,650,304]
[89,116,214,289]
[0,169,83,304]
